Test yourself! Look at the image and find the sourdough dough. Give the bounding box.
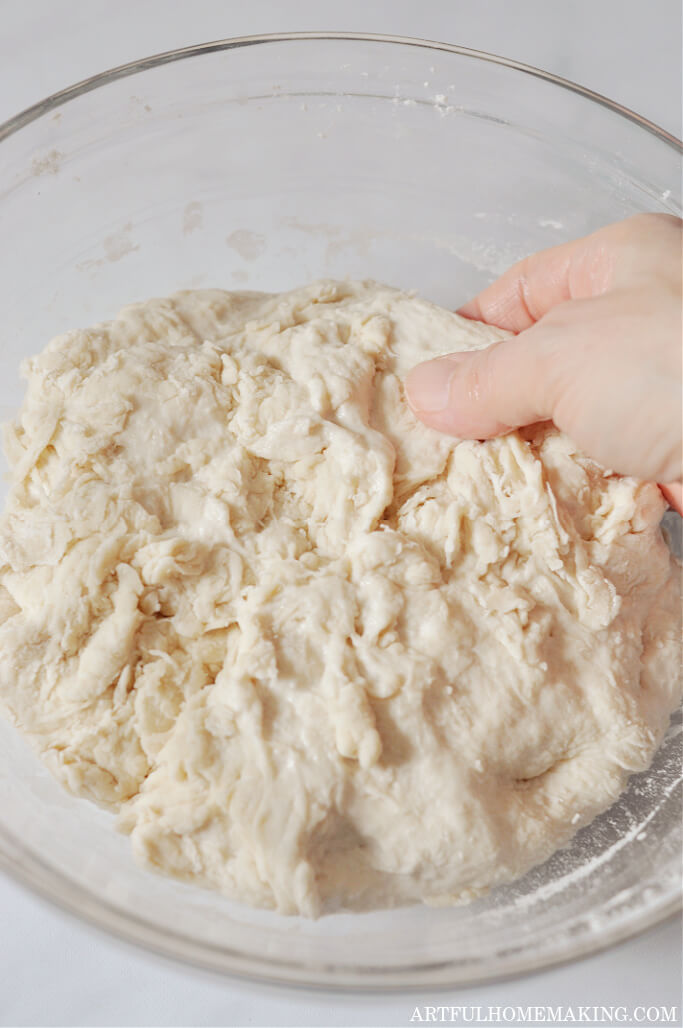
[0,280,680,916]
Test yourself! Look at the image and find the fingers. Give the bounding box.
[457,234,614,332]
[457,214,682,333]
[659,482,683,516]
[405,323,555,438]
[406,338,683,489]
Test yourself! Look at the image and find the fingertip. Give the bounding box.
[404,354,469,415]
[659,482,683,516]
[455,299,483,321]
[405,351,512,439]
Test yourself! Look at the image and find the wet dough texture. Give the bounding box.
[0,281,680,915]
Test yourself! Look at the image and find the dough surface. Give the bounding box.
[0,280,680,916]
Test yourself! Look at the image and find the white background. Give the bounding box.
[1,2,681,1026]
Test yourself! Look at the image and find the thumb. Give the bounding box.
[404,325,553,439]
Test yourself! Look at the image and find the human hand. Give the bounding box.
[405,214,682,513]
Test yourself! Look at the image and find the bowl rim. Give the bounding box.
[0,30,681,990]
[1,823,680,991]
[0,30,681,150]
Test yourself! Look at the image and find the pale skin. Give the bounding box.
[405,214,683,514]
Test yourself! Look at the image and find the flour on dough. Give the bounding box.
[0,280,680,916]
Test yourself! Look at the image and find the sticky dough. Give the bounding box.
[0,280,680,916]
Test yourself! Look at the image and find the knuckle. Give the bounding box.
[476,341,506,402]
[621,211,682,240]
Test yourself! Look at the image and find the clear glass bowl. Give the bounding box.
[0,33,680,989]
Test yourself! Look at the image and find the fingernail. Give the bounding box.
[405,354,467,413]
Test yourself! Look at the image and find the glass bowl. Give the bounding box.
[0,33,680,990]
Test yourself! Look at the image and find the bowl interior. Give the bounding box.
[0,36,680,987]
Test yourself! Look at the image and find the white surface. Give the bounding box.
[0,876,681,1028]
[0,2,681,1027]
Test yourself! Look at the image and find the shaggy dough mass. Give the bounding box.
[0,280,680,916]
